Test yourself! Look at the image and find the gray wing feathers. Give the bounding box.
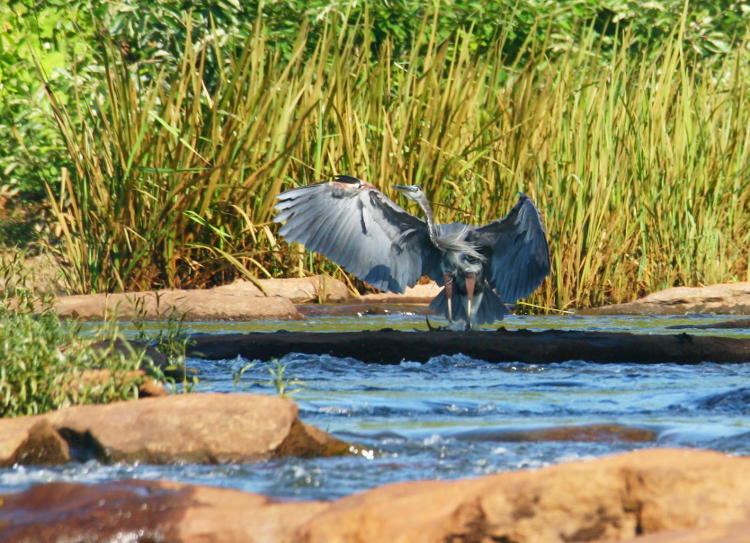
[475,194,550,303]
[274,179,435,293]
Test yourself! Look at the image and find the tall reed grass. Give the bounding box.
[43,15,750,310]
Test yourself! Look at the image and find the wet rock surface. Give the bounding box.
[188,328,750,364]
[1,448,749,543]
[586,282,750,315]
[667,318,750,329]
[694,387,750,414]
[0,394,349,466]
[454,423,657,443]
[297,302,432,318]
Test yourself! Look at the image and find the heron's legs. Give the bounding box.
[465,272,476,331]
[443,273,454,322]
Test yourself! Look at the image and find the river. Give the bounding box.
[2,312,749,501]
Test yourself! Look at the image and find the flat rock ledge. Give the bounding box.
[0,393,349,466]
[2,448,749,543]
[587,281,750,315]
[53,288,302,321]
[48,277,444,321]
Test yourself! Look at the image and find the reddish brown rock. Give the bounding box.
[0,418,70,467]
[457,423,657,443]
[1,449,749,542]
[75,369,167,398]
[0,479,328,543]
[586,282,750,315]
[295,448,750,543]
[0,394,349,466]
[621,519,750,542]
[53,289,302,320]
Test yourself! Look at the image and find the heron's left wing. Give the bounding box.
[274,176,439,293]
[472,194,551,302]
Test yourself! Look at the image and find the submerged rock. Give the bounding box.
[0,393,349,466]
[454,423,657,443]
[695,387,750,415]
[1,449,749,542]
[586,282,750,315]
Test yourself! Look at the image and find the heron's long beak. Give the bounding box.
[393,185,408,191]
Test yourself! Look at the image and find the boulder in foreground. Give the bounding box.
[1,448,749,542]
[0,393,349,466]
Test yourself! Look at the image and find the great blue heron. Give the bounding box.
[274,175,550,329]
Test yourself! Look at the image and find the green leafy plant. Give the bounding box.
[0,250,147,417]
[268,359,305,399]
[231,358,305,399]
[131,292,198,394]
[231,360,257,390]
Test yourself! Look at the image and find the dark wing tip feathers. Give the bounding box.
[333,174,362,184]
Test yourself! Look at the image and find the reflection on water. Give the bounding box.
[2,312,750,500]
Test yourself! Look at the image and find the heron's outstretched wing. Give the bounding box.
[274,176,440,293]
[472,194,550,302]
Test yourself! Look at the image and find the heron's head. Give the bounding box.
[394,184,425,203]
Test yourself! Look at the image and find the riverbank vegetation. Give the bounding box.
[0,252,144,416]
[2,1,750,311]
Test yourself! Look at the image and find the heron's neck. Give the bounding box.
[416,197,439,245]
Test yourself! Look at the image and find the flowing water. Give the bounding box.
[2,312,750,501]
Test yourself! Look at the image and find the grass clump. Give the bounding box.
[0,251,146,417]
[18,4,750,310]
[232,358,305,400]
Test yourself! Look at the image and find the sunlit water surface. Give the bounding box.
[2,312,749,500]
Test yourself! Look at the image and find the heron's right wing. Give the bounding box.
[472,194,551,302]
[274,176,440,293]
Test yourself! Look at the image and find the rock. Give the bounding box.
[0,418,70,467]
[137,376,169,397]
[74,369,167,398]
[2,449,750,542]
[0,394,349,466]
[214,275,351,303]
[258,275,351,303]
[454,423,657,443]
[53,289,302,321]
[666,318,750,329]
[0,251,67,296]
[623,519,750,542]
[187,328,750,364]
[296,448,750,543]
[694,387,750,414]
[0,479,328,543]
[586,282,750,315]
[298,303,432,318]
[357,282,441,304]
